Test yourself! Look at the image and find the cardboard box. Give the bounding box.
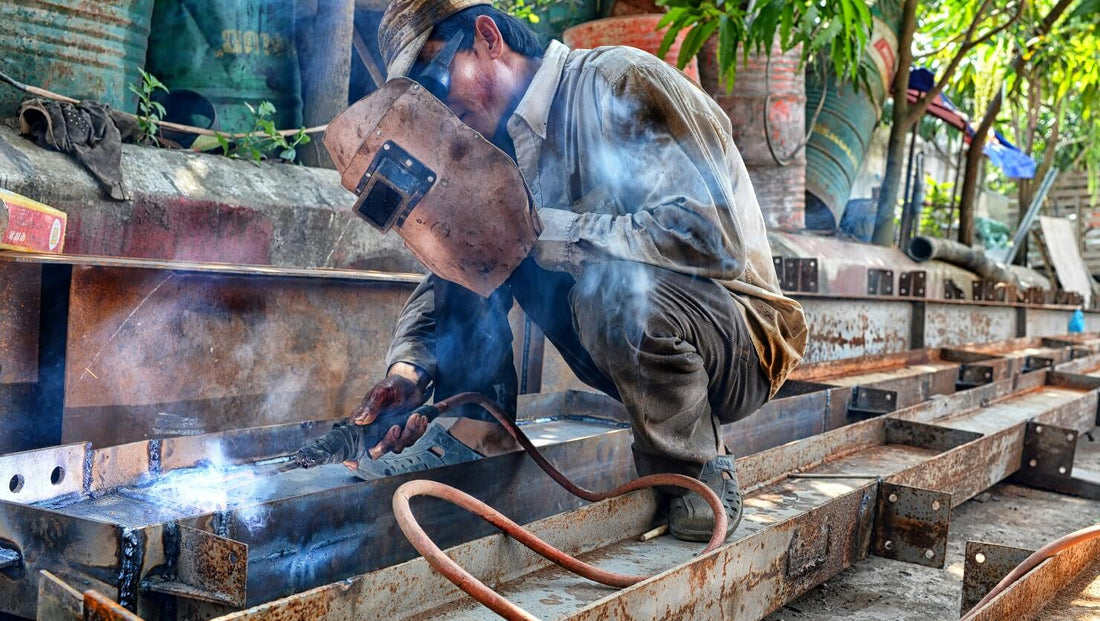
[0,188,66,253]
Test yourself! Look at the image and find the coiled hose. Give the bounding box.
[391,392,728,621]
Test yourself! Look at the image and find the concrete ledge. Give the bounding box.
[0,125,424,273]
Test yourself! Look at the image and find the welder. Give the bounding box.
[295,0,807,542]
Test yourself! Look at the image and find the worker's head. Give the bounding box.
[379,0,546,139]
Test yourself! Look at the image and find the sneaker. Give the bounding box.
[667,454,742,542]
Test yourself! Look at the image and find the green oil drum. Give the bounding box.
[145,0,301,134]
[804,0,903,230]
[0,0,156,116]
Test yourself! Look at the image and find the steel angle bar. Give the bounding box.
[141,525,248,607]
[960,541,1033,615]
[37,570,85,620]
[965,534,1100,621]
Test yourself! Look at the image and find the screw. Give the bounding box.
[888,493,898,503]
[925,549,935,560]
[884,540,894,551]
[1029,459,1038,467]
[931,500,941,511]
[975,552,986,564]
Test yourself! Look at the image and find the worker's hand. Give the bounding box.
[342,365,431,467]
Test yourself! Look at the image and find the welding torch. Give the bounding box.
[292,402,448,469]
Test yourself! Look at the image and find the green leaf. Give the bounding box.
[190,135,222,152]
[279,148,296,161]
[678,20,718,71]
[258,101,276,118]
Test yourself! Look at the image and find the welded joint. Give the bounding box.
[871,482,951,569]
[957,364,995,390]
[847,386,898,421]
[142,525,249,608]
[960,541,1033,615]
[1014,421,1077,485]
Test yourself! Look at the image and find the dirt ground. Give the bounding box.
[763,431,1100,621]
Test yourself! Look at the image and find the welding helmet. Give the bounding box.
[323,79,541,297]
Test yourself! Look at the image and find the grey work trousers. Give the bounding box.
[432,259,771,479]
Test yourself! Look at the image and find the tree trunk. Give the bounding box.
[872,0,919,246]
[956,0,1077,245]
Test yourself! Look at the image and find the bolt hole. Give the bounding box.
[50,467,65,486]
[975,552,986,564]
[8,475,23,494]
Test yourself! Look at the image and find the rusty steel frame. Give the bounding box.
[66,365,1093,621]
[2,337,1093,619]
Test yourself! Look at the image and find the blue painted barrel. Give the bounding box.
[804,0,903,230]
[0,0,156,116]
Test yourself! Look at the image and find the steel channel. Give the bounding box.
[966,537,1100,621]
[201,368,1100,621]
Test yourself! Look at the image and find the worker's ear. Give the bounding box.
[474,15,505,60]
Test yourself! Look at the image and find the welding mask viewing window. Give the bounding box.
[323,78,542,297]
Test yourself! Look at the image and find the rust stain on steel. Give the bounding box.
[563,486,876,621]
[923,303,1017,349]
[887,424,1025,507]
[0,261,41,384]
[801,299,911,364]
[967,537,1100,621]
[83,590,144,621]
[62,266,415,448]
[960,541,1033,615]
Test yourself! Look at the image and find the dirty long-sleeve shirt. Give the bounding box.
[386,40,807,397]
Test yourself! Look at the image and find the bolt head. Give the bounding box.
[932,500,941,511]
[925,549,935,559]
[884,540,894,551]
[1029,459,1038,467]
[1036,425,1044,433]
[888,493,898,503]
[1067,433,1076,442]
[975,552,987,564]
[1059,466,1067,474]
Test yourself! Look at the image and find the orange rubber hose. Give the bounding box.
[961,523,1100,620]
[391,392,729,620]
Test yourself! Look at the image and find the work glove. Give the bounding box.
[293,373,431,469]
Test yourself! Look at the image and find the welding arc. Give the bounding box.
[960,523,1100,620]
[392,392,728,621]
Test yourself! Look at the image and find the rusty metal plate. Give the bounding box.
[144,526,248,607]
[0,442,87,504]
[957,364,995,389]
[0,261,41,384]
[847,386,898,420]
[36,570,83,620]
[960,541,1033,615]
[1013,421,1078,485]
[884,418,982,452]
[62,266,415,447]
[84,589,144,621]
[871,482,951,568]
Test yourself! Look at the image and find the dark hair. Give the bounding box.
[430,5,547,58]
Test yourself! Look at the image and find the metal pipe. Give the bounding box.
[907,236,1020,286]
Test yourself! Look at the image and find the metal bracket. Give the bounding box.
[957,364,995,390]
[777,257,819,293]
[36,570,143,621]
[786,522,831,579]
[867,269,894,296]
[884,419,982,453]
[1023,286,1046,305]
[960,541,1033,615]
[898,270,926,297]
[944,279,965,300]
[1014,421,1077,485]
[1023,356,1054,373]
[143,526,248,607]
[847,386,898,420]
[871,483,952,568]
[971,279,996,301]
[1071,347,1092,360]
